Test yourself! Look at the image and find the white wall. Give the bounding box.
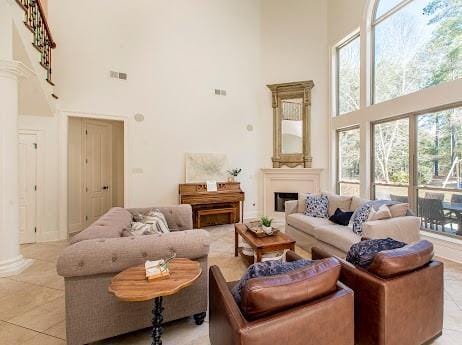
[327,0,365,46]
[259,0,330,189]
[16,0,331,239]
[48,0,263,217]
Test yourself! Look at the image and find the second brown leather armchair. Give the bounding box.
[209,254,354,345]
[312,241,443,345]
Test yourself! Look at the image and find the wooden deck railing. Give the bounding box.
[15,0,56,85]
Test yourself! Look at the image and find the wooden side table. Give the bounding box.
[108,258,202,345]
[234,223,296,264]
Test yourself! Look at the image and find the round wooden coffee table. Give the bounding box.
[108,258,202,345]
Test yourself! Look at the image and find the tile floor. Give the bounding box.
[0,224,461,345]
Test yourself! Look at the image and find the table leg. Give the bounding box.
[255,250,262,263]
[151,296,164,345]
[457,214,462,236]
[234,228,238,257]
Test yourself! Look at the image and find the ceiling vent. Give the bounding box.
[109,71,128,80]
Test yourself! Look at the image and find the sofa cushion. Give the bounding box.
[70,207,133,244]
[297,192,309,213]
[368,204,392,221]
[287,213,332,237]
[389,203,409,218]
[350,203,373,235]
[367,240,434,277]
[350,196,370,212]
[325,192,353,217]
[316,224,362,253]
[240,258,340,320]
[329,208,354,226]
[304,193,329,218]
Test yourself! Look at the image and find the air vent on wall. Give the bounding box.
[109,71,128,80]
[213,89,227,96]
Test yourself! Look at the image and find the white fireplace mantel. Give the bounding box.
[261,168,323,219]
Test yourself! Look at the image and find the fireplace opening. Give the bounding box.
[274,192,298,212]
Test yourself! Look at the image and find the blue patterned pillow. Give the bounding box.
[231,259,313,304]
[350,203,372,235]
[304,193,329,218]
[346,238,406,268]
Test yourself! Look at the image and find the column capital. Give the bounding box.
[0,59,34,80]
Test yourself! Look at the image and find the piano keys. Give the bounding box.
[179,182,245,228]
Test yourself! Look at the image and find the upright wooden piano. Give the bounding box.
[179,182,245,228]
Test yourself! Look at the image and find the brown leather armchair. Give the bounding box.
[209,254,354,345]
[311,241,444,345]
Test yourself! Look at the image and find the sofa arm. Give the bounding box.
[128,204,193,231]
[362,216,421,244]
[57,229,210,278]
[285,200,298,219]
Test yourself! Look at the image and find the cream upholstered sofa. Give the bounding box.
[57,205,210,345]
[285,193,421,258]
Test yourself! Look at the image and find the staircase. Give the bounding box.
[14,0,57,97]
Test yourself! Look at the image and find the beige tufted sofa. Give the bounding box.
[57,205,210,345]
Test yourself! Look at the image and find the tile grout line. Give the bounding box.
[2,320,65,341]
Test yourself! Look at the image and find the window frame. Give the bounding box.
[335,32,361,116]
[336,125,361,195]
[370,114,412,204]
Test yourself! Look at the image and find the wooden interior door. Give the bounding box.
[85,120,112,226]
[18,133,37,244]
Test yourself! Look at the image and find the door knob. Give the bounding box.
[102,186,109,190]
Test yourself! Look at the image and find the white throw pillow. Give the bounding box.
[389,203,409,218]
[143,209,170,234]
[368,204,392,221]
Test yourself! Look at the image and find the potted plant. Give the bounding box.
[226,168,242,182]
[260,216,273,235]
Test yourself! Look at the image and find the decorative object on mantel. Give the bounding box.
[226,168,242,182]
[185,153,228,183]
[179,182,245,228]
[267,81,314,168]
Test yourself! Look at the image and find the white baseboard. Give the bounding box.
[0,255,34,278]
[421,231,462,264]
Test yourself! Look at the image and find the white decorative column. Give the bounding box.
[0,60,33,277]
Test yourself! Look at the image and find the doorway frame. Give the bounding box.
[17,129,44,242]
[58,110,130,240]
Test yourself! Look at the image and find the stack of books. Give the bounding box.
[145,259,170,281]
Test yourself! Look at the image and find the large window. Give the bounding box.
[373,0,462,104]
[416,106,462,236]
[372,117,410,201]
[336,35,361,115]
[337,127,360,196]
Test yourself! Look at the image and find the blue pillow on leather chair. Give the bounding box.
[346,238,406,268]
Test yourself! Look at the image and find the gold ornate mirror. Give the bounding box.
[267,81,314,168]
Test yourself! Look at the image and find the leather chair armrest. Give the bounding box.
[312,246,333,260]
[209,266,247,345]
[285,250,303,262]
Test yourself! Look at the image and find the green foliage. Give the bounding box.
[227,168,242,177]
[339,0,462,189]
[260,216,273,227]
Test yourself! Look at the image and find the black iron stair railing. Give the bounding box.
[15,0,56,85]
